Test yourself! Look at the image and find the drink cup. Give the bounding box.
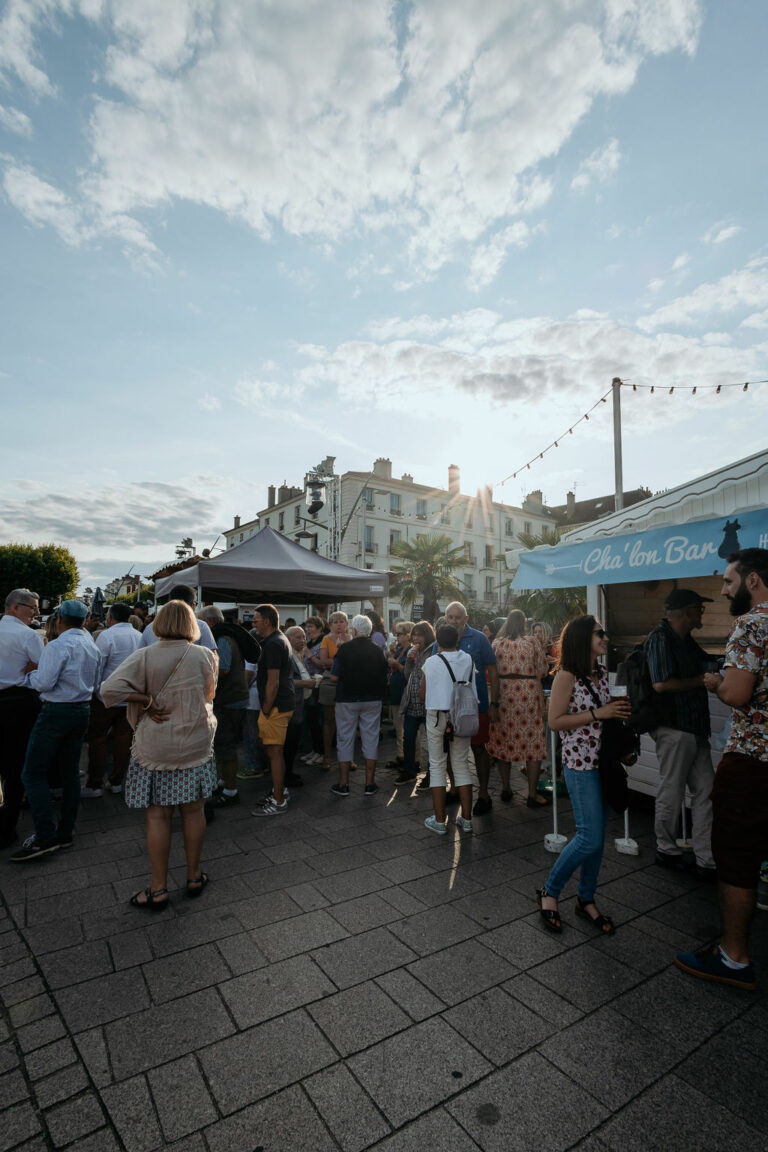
[314,673,323,685]
[610,685,628,699]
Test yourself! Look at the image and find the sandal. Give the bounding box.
[129,887,168,911]
[186,872,209,898]
[536,888,562,934]
[575,898,615,935]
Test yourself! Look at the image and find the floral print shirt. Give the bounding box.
[560,671,610,771]
[724,601,768,762]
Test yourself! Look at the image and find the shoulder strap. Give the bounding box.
[438,653,456,682]
[580,676,602,708]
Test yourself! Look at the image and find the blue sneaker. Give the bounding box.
[674,944,756,991]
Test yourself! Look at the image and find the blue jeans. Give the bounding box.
[543,766,608,902]
[403,713,424,774]
[22,702,90,846]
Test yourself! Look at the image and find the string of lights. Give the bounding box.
[496,377,768,489]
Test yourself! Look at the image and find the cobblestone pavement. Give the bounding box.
[1,742,766,1152]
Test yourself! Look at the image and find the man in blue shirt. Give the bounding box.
[12,600,102,862]
[444,602,499,815]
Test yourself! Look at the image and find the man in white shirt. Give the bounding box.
[82,602,142,797]
[11,600,102,862]
[0,588,44,849]
[420,624,478,835]
[141,584,216,650]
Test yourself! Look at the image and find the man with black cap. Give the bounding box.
[645,588,716,879]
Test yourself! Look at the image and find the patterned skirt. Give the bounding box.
[124,755,218,809]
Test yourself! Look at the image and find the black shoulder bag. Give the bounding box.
[580,677,633,813]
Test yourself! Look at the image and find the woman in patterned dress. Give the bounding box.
[100,600,218,910]
[487,610,549,806]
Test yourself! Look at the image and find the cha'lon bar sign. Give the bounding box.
[512,507,768,590]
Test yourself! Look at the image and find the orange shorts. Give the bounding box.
[257,708,293,746]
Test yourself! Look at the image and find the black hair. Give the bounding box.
[59,614,86,629]
[109,603,132,623]
[555,615,602,681]
[728,548,768,585]
[255,603,279,629]
[167,584,196,606]
[365,609,385,636]
[436,624,459,650]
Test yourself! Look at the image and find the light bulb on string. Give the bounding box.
[692,387,697,395]
[717,385,721,394]
[669,387,674,395]
[743,383,749,392]
[651,386,655,394]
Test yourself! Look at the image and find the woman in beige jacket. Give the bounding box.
[101,600,218,909]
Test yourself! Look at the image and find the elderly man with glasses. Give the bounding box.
[0,589,45,849]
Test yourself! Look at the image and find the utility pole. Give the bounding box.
[612,377,624,512]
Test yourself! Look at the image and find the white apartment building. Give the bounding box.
[223,458,555,627]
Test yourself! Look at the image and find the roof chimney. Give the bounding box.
[278,482,291,503]
[267,485,276,508]
[234,515,241,529]
[566,491,576,517]
[448,464,460,497]
[372,458,392,480]
[401,473,413,484]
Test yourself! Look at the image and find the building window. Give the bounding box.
[364,525,374,552]
[485,544,494,567]
[264,517,270,527]
[416,499,427,519]
[362,486,373,509]
[294,505,301,526]
[463,542,474,564]
[466,509,473,529]
[485,575,495,597]
[524,520,532,535]
[504,518,514,536]
[390,493,402,516]
[239,532,244,542]
[389,529,401,553]
[440,504,450,525]
[278,512,285,531]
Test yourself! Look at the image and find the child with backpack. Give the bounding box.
[420,625,478,834]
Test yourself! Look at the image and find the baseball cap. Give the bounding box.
[664,589,713,611]
[58,599,89,619]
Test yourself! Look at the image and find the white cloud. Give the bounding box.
[0,103,32,136]
[571,137,622,191]
[197,392,221,411]
[0,0,703,280]
[467,222,531,292]
[740,310,768,330]
[703,222,743,245]
[638,257,768,331]
[647,278,665,294]
[671,252,690,272]
[234,375,305,406]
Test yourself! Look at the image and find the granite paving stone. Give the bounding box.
[218,953,335,1028]
[374,969,445,1022]
[528,943,643,1011]
[451,881,538,928]
[141,942,231,1004]
[57,1131,121,1152]
[399,870,483,907]
[378,886,428,916]
[199,1008,336,1114]
[285,881,330,911]
[1,975,47,1008]
[226,888,304,930]
[241,857,321,895]
[104,987,235,1081]
[101,1075,163,1152]
[44,1091,106,1147]
[480,918,570,968]
[55,968,150,1030]
[446,1051,609,1152]
[0,1101,42,1151]
[108,929,154,971]
[388,903,481,956]
[24,1038,78,1081]
[16,1013,67,1053]
[0,1067,28,1107]
[8,992,56,1028]
[38,939,113,989]
[147,1055,218,1142]
[372,853,438,884]
[585,923,678,976]
[501,973,584,1027]
[312,926,418,989]
[598,1075,766,1151]
[446,985,555,1065]
[368,1108,482,1151]
[254,907,350,961]
[308,981,411,1056]
[349,1016,491,1128]
[327,892,404,933]
[312,865,394,903]
[406,938,518,1006]
[144,907,245,957]
[305,1062,392,1151]
[611,968,747,1051]
[674,1017,768,1131]
[204,1083,338,1152]
[73,1028,111,1088]
[34,1062,90,1109]
[25,883,118,927]
[213,929,268,975]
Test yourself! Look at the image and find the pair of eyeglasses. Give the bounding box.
[593,628,607,638]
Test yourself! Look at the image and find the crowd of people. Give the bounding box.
[0,547,766,991]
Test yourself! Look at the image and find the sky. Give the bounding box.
[1,0,767,592]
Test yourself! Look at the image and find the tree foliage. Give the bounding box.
[114,582,155,606]
[510,527,586,630]
[389,533,472,623]
[0,543,79,606]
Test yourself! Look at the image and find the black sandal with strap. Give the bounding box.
[129,887,168,911]
[575,897,615,935]
[186,872,209,899]
[536,888,562,934]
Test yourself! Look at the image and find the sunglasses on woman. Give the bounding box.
[593,628,607,638]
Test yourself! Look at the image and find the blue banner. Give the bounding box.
[512,507,768,589]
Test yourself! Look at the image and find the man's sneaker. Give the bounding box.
[80,786,103,798]
[211,791,240,808]
[364,783,378,796]
[416,774,431,793]
[674,944,757,991]
[472,796,492,816]
[424,815,448,835]
[394,773,417,786]
[10,836,61,863]
[265,788,290,802]
[251,796,288,816]
[331,783,350,797]
[655,850,694,873]
[456,815,473,833]
[106,783,123,794]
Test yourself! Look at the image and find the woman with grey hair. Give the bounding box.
[487,609,549,806]
[329,614,388,796]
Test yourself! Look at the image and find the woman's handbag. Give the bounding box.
[580,678,633,813]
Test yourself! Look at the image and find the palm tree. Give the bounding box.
[510,527,586,629]
[389,533,473,622]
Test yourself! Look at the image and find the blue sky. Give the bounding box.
[1,0,766,590]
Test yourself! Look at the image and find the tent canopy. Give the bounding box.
[154,527,389,604]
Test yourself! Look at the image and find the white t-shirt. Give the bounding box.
[423,649,476,711]
[245,660,260,710]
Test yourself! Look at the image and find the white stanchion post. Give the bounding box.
[544,724,567,854]
[676,800,692,850]
[615,805,639,855]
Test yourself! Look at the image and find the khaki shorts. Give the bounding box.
[258,708,293,746]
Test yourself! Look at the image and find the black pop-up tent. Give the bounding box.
[154,527,389,605]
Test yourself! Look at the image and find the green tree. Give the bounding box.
[114,582,155,606]
[510,527,586,630]
[0,543,79,607]
[389,533,472,623]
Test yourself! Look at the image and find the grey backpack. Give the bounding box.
[438,654,479,738]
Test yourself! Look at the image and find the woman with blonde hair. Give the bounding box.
[487,608,549,806]
[100,599,218,910]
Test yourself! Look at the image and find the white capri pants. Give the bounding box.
[426,709,474,788]
[335,701,382,762]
